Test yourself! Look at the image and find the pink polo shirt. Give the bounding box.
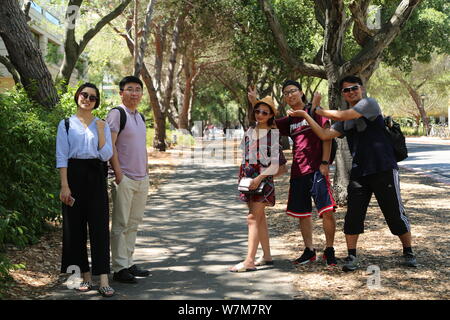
[106,105,148,180]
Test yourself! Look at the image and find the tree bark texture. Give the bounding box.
[0,0,58,108]
[178,47,201,130]
[134,0,157,77]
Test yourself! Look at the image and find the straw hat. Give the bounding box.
[254,96,277,116]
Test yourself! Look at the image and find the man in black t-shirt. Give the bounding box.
[287,75,417,271]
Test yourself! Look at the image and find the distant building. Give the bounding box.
[0,0,86,92]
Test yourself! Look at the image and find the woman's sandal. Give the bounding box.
[229,262,257,273]
[98,286,115,298]
[255,257,274,266]
[77,281,93,292]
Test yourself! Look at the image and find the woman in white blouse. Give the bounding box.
[56,83,114,297]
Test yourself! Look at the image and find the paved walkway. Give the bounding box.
[401,137,450,185]
[44,158,296,300]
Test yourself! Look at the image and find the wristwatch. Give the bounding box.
[321,160,329,165]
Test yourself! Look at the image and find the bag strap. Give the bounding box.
[111,107,145,135]
[111,107,126,135]
[64,118,70,134]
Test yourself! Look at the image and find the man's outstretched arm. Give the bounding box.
[287,108,342,141]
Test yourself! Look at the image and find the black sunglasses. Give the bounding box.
[342,85,360,93]
[254,109,271,116]
[79,91,98,102]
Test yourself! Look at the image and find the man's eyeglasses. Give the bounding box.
[283,88,299,97]
[122,88,143,93]
[79,92,98,102]
[254,109,271,116]
[342,85,360,93]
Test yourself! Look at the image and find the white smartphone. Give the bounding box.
[68,196,75,207]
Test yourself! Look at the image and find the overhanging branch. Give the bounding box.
[346,0,422,76]
[259,0,326,79]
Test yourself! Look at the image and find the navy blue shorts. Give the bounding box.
[286,171,337,219]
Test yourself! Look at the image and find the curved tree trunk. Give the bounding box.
[0,0,58,108]
[58,0,132,87]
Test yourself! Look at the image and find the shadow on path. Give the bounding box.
[45,160,296,300]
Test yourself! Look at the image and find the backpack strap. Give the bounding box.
[64,118,70,134]
[111,107,145,135]
[111,107,127,135]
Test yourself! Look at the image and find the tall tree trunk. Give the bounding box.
[162,10,188,120]
[178,59,194,130]
[0,0,58,107]
[114,22,167,151]
[179,48,201,130]
[134,0,157,77]
[141,66,167,151]
[133,0,139,72]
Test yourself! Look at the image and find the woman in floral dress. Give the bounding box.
[230,96,287,272]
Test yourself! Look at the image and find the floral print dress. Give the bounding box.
[238,128,287,207]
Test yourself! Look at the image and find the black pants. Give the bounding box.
[61,159,110,275]
[344,169,411,236]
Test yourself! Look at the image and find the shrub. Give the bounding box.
[400,126,427,137]
[0,89,62,248]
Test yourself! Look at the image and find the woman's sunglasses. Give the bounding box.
[79,91,98,102]
[342,85,360,93]
[254,109,271,116]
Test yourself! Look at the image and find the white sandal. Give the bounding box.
[255,257,274,266]
[229,262,257,273]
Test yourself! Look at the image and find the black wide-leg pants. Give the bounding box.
[61,159,110,275]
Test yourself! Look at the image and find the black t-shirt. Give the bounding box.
[331,98,398,179]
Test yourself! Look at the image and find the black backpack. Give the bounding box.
[384,116,408,162]
[111,107,145,135]
[64,118,109,177]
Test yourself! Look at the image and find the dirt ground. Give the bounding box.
[2,148,449,300]
[267,149,450,300]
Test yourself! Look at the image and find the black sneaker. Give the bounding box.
[402,253,418,268]
[128,264,150,277]
[113,268,137,283]
[323,247,337,266]
[342,255,359,272]
[293,248,316,265]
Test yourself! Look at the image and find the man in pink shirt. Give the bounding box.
[107,76,150,283]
